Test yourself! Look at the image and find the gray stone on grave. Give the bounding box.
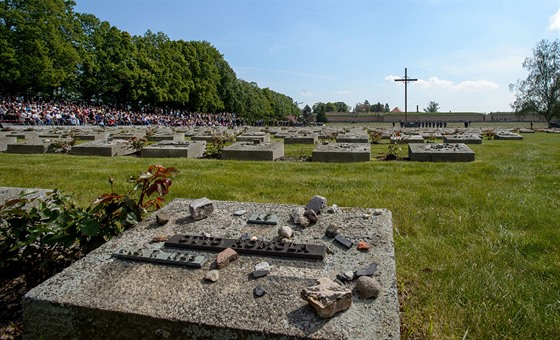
[236,132,270,143]
[141,140,206,158]
[495,132,523,140]
[23,199,399,339]
[336,133,370,143]
[408,143,475,162]
[222,141,284,161]
[312,143,371,163]
[284,134,318,144]
[0,136,17,152]
[6,139,53,154]
[147,133,185,142]
[442,134,482,144]
[518,128,535,134]
[69,139,136,157]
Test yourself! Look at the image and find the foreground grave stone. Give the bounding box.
[408,143,475,162]
[23,199,399,339]
[312,142,371,162]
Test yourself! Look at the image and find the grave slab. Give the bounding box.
[408,143,475,162]
[6,139,53,154]
[222,141,284,161]
[336,134,369,143]
[495,132,523,140]
[395,135,425,144]
[236,132,270,143]
[141,140,206,158]
[312,143,371,162]
[23,199,399,339]
[147,133,185,142]
[69,139,136,157]
[283,134,318,144]
[0,136,17,152]
[442,134,482,144]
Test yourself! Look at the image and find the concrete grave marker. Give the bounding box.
[408,143,475,162]
[312,143,371,162]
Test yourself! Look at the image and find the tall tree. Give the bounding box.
[510,39,560,124]
[1,0,81,97]
[423,101,440,113]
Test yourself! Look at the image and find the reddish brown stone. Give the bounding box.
[152,235,170,242]
[215,247,238,269]
[357,240,372,251]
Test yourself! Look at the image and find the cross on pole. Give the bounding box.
[394,68,417,123]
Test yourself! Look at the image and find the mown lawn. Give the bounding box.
[0,132,559,338]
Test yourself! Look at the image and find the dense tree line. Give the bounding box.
[0,0,300,121]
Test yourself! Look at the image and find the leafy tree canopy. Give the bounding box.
[510,39,560,124]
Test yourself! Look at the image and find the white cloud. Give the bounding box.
[384,75,400,81]
[387,75,499,91]
[333,90,351,95]
[300,90,314,97]
[549,9,560,30]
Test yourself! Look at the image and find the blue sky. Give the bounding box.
[75,0,560,113]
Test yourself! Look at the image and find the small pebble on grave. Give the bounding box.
[205,270,220,283]
[152,235,170,242]
[216,248,238,269]
[325,224,338,238]
[278,226,293,239]
[156,212,171,225]
[357,240,372,251]
[254,285,267,297]
[355,276,381,299]
[252,262,271,278]
[303,208,318,223]
[355,263,378,278]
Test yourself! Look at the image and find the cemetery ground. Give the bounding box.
[0,131,559,338]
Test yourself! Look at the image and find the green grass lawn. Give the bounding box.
[0,132,559,338]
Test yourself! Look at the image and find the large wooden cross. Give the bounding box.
[394,68,418,122]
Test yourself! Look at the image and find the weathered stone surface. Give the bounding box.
[300,277,352,318]
[355,276,381,299]
[303,209,318,223]
[215,248,238,269]
[305,195,327,214]
[21,197,400,339]
[156,212,171,225]
[189,197,214,220]
[277,226,293,239]
[205,270,220,283]
[290,207,310,227]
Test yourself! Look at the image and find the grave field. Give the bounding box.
[0,132,559,339]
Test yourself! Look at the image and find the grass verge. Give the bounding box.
[0,132,559,338]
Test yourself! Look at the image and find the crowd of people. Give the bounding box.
[0,97,246,128]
